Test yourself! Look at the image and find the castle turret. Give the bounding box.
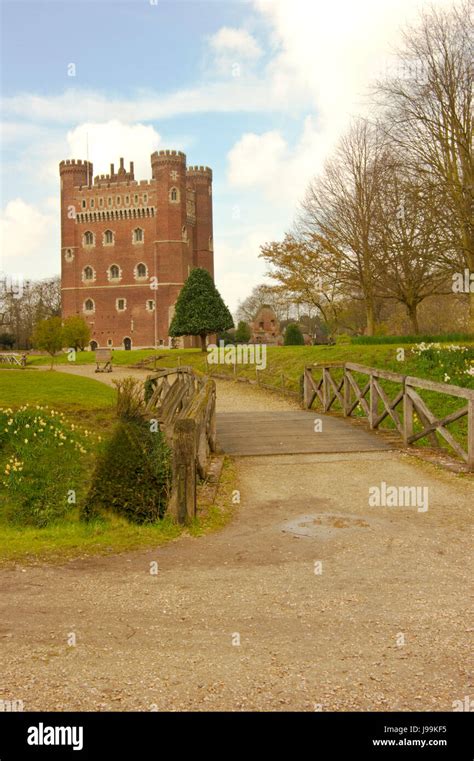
[59,160,93,292]
[187,166,213,277]
[151,150,189,280]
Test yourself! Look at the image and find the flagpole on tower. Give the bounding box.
[86,132,89,186]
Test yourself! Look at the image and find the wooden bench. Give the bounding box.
[94,348,113,373]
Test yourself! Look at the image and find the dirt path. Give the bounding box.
[1,374,472,711]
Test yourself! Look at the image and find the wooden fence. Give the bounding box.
[303,362,474,470]
[145,367,217,523]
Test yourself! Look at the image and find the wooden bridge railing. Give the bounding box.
[303,362,474,470]
[145,367,216,523]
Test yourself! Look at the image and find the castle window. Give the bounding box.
[169,187,180,203]
[90,199,95,209]
[135,262,147,279]
[64,248,74,262]
[143,193,148,203]
[116,196,121,205]
[81,200,86,209]
[83,231,94,246]
[108,264,122,281]
[209,235,213,251]
[146,299,155,312]
[108,197,113,207]
[116,298,126,312]
[125,195,130,205]
[103,229,114,245]
[99,198,104,208]
[132,227,144,244]
[83,298,95,314]
[134,194,139,204]
[82,265,95,282]
[182,225,188,242]
[107,338,113,347]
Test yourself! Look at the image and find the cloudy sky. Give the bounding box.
[0,0,453,313]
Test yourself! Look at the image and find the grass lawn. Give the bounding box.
[0,369,115,409]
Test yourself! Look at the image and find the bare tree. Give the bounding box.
[373,153,454,332]
[0,276,61,348]
[298,118,392,335]
[374,1,473,326]
[235,283,294,323]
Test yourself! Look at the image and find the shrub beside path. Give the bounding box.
[0,366,471,710]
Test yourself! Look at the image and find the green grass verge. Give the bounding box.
[0,369,115,410]
[0,457,236,565]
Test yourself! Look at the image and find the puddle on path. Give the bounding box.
[281,513,371,539]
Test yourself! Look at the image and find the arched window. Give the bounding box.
[169,187,180,203]
[133,228,144,244]
[103,229,114,245]
[83,265,94,281]
[109,264,120,280]
[83,231,94,246]
[83,298,95,313]
[135,262,147,279]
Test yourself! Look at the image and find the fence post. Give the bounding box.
[403,381,413,446]
[468,399,474,471]
[303,368,309,408]
[323,367,331,412]
[171,418,196,524]
[369,372,378,429]
[343,366,350,417]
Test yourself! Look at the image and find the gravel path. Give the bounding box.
[1,371,472,711]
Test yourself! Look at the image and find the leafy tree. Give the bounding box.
[235,320,251,343]
[0,332,14,349]
[284,323,305,346]
[63,315,91,351]
[217,331,235,346]
[32,317,64,369]
[169,268,234,351]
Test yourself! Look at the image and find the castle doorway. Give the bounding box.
[90,340,98,351]
[123,337,132,351]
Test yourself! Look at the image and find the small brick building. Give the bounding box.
[250,306,283,345]
[60,150,214,349]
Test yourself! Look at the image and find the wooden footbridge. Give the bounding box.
[216,410,390,456]
[144,362,474,524]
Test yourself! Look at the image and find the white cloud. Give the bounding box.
[1,80,295,125]
[227,130,287,190]
[210,27,262,60]
[66,120,162,179]
[0,198,58,279]
[209,27,263,77]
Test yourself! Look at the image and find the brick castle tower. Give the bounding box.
[60,150,214,349]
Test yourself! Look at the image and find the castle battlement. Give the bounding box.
[187,165,212,178]
[60,159,93,168]
[89,178,155,190]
